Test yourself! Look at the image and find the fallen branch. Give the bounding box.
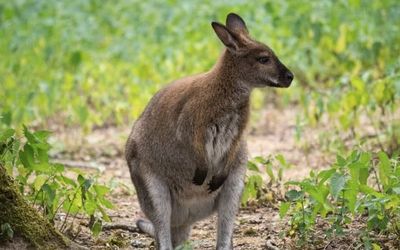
[102,223,141,233]
[81,222,141,233]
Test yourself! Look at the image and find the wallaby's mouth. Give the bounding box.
[267,81,290,88]
[264,70,293,88]
[265,79,292,88]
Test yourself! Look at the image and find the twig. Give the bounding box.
[80,221,141,233]
[59,182,86,232]
[101,222,141,233]
[371,159,382,193]
[265,239,279,250]
[323,240,332,250]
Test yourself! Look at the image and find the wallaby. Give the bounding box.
[125,13,293,250]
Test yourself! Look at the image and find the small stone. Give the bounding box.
[131,239,146,248]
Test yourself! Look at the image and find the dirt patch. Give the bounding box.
[46,105,395,249]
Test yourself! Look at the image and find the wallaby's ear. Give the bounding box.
[226,13,248,35]
[211,22,240,52]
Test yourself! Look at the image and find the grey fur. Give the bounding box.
[127,106,246,249]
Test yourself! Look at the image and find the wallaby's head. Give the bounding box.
[212,13,293,88]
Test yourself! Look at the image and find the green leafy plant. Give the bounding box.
[0,223,14,241]
[175,241,193,250]
[0,126,114,236]
[242,154,290,206]
[280,150,400,247]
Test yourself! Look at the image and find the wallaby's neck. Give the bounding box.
[207,50,251,105]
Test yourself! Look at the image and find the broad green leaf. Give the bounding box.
[61,176,77,187]
[37,148,49,164]
[0,111,12,126]
[330,173,346,199]
[94,184,110,197]
[82,179,93,192]
[345,179,358,213]
[336,155,346,167]
[372,243,382,250]
[33,162,53,173]
[275,154,288,168]
[377,152,390,188]
[359,185,384,198]
[33,130,51,141]
[285,190,303,201]
[0,128,15,143]
[248,175,263,188]
[99,197,114,209]
[42,184,56,207]
[279,202,290,218]
[84,198,97,215]
[23,125,37,144]
[77,174,85,185]
[359,166,369,185]
[317,169,336,185]
[53,163,64,173]
[265,163,275,182]
[303,182,327,206]
[33,175,48,190]
[98,205,111,222]
[247,161,259,172]
[19,144,35,169]
[90,219,102,237]
[253,156,269,164]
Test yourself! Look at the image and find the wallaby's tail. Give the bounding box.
[136,218,154,237]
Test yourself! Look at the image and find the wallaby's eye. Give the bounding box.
[257,56,270,64]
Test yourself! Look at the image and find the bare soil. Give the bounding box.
[46,105,397,250]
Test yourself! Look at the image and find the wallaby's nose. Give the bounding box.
[285,71,294,83]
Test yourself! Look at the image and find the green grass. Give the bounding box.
[1,0,399,150]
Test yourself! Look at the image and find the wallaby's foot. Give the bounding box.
[172,225,191,248]
[136,218,154,237]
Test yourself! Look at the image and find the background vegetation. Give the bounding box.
[1,0,399,135]
[1,0,399,248]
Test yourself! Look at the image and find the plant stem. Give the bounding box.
[301,197,306,241]
[372,159,383,193]
[59,182,84,232]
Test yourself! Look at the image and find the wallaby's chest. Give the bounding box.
[176,112,242,198]
[205,112,240,168]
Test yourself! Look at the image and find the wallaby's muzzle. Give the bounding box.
[273,60,294,88]
[280,70,294,88]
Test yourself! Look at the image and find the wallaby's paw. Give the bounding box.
[192,168,208,185]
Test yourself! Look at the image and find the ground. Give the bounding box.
[45,106,396,250]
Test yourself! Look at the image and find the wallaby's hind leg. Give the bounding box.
[130,168,173,250]
[172,225,191,248]
[215,164,246,250]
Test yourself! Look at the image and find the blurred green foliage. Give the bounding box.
[0,0,399,136]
